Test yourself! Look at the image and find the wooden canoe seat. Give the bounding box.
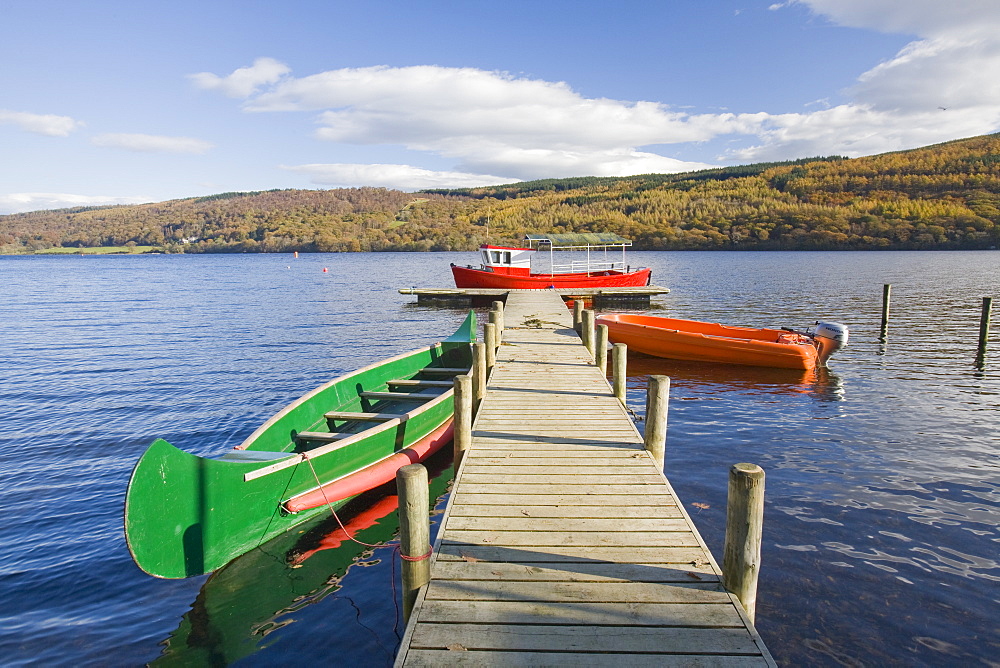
[418,367,470,375]
[359,391,438,401]
[323,411,407,421]
[219,449,295,461]
[294,431,354,443]
[387,379,453,388]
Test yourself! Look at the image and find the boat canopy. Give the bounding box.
[523,233,632,275]
[524,233,632,250]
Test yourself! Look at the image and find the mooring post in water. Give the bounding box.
[471,342,486,413]
[453,374,472,473]
[492,300,505,337]
[485,322,498,373]
[595,323,609,374]
[613,343,628,404]
[582,309,596,359]
[879,283,892,342]
[573,299,585,333]
[644,375,669,469]
[396,463,430,622]
[977,296,992,367]
[723,463,765,624]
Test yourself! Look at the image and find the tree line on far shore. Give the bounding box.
[3,133,999,254]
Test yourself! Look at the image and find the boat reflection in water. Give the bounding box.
[154,451,453,665]
[623,353,845,403]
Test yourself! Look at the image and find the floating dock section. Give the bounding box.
[399,285,669,307]
[395,290,774,666]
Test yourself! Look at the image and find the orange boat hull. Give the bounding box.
[596,313,819,370]
[452,265,651,289]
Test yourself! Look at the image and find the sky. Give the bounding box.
[2,0,1000,215]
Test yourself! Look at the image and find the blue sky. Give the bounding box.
[2,0,999,214]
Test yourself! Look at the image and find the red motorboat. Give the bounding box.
[451,233,651,289]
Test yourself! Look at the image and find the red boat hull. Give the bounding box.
[452,265,651,289]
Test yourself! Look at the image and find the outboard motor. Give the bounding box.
[809,321,849,367]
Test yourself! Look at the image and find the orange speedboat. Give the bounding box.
[596,314,849,370]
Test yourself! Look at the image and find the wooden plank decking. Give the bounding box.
[395,290,774,666]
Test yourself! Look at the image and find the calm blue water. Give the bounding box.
[1,251,997,666]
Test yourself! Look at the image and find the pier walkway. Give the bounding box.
[395,290,774,666]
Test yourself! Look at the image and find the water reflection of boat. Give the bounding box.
[155,452,453,665]
[624,354,845,401]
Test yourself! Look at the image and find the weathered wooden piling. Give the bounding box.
[879,283,892,342]
[573,298,585,332]
[485,322,497,372]
[471,342,486,413]
[644,375,669,469]
[977,296,992,366]
[396,463,430,622]
[595,323,609,374]
[488,310,502,343]
[723,462,765,623]
[492,300,505,336]
[452,374,472,473]
[613,342,627,404]
[581,309,595,358]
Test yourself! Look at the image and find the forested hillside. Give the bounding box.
[3,134,1000,253]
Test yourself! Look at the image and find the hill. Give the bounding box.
[3,134,999,253]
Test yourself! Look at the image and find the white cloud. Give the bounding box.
[0,110,82,137]
[218,63,745,179]
[0,193,149,215]
[733,0,1000,161]
[281,163,512,190]
[189,57,291,98]
[791,0,1000,37]
[91,133,213,154]
[201,12,1000,188]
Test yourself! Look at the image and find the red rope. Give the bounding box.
[399,547,433,562]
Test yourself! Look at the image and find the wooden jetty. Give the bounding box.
[395,290,774,666]
[399,285,669,307]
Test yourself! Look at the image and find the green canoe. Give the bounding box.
[125,312,475,579]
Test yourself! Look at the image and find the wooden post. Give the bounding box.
[723,463,765,624]
[471,342,486,413]
[613,343,627,404]
[396,463,430,623]
[582,309,595,359]
[485,322,497,373]
[453,374,472,473]
[977,296,992,367]
[573,299,585,333]
[492,300,505,336]
[644,375,669,469]
[489,310,502,343]
[879,283,891,342]
[596,323,609,374]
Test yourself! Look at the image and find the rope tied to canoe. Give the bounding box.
[303,456,433,560]
[304,456,388,550]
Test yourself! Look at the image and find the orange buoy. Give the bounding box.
[294,251,298,258]
[322,267,328,273]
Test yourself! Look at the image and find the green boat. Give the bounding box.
[125,312,475,579]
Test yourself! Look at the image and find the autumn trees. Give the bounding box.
[2,134,999,254]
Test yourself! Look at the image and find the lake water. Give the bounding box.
[1,251,997,666]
